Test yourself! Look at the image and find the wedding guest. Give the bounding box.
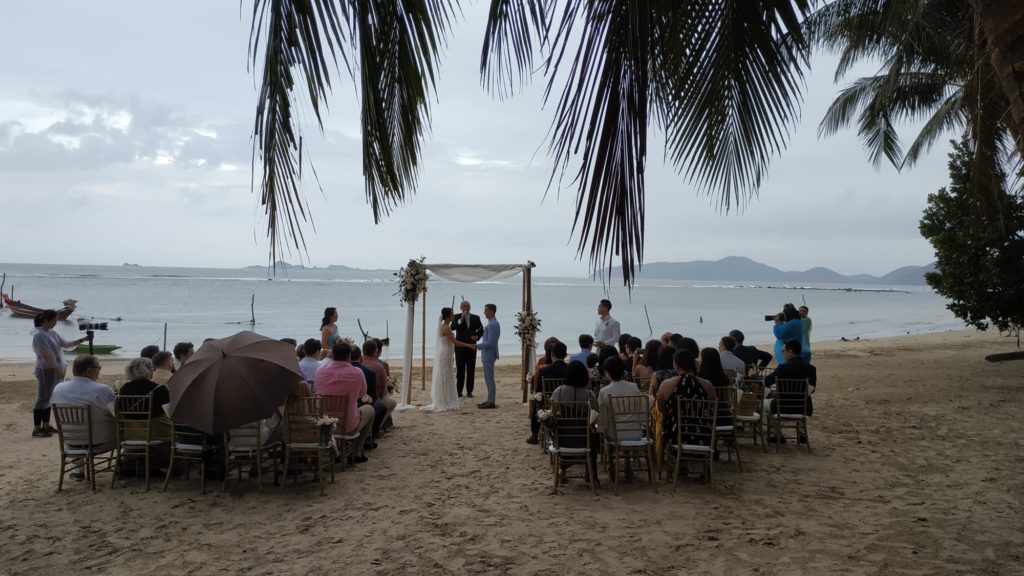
[597,356,645,438]
[31,310,88,437]
[764,339,817,444]
[151,351,175,386]
[118,357,172,440]
[549,360,600,484]
[728,329,773,370]
[698,347,734,431]
[315,342,374,464]
[717,336,747,378]
[320,307,340,359]
[597,344,619,373]
[677,336,700,359]
[632,339,662,382]
[617,333,632,358]
[623,336,643,373]
[361,340,397,429]
[569,334,594,364]
[528,341,569,445]
[172,342,194,370]
[531,337,560,388]
[659,332,673,347]
[586,353,601,380]
[299,338,324,390]
[140,345,160,359]
[350,346,384,448]
[52,355,117,451]
[657,350,715,449]
[593,299,621,349]
[647,345,677,396]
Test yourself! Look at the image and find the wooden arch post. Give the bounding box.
[520,261,535,403]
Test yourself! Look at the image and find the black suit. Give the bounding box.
[451,313,484,396]
[764,357,816,417]
[734,344,774,369]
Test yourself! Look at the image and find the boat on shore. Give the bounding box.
[2,293,77,320]
[66,343,121,355]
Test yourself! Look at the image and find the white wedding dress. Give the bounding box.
[422,322,459,412]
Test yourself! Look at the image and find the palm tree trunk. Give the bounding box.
[972,0,1024,150]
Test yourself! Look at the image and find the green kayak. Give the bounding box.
[67,344,122,355]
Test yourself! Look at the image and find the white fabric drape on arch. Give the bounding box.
[396,263,534,409]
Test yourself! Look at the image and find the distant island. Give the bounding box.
[605,256,935,285]
[242,261,392,273]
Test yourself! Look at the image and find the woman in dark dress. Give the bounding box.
[657,350,716,447]
[698,347,734,430]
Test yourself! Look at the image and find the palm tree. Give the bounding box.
[805,0,1017,220]
[249,0,816,284]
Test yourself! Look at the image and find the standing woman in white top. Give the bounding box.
[31,309,87,437]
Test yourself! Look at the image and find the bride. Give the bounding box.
[422,307,474,412]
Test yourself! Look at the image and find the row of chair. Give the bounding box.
[52,393,367,495]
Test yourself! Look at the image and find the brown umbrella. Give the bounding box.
[168,331,302,434]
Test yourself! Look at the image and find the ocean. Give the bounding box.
[0,262,962,363]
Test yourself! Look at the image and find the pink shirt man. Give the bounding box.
[314,360,367,435]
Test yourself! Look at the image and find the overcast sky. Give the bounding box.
[0,1,952,277]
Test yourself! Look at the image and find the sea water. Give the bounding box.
[0,262,962,362]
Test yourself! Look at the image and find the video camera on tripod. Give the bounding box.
[78,319,109,354]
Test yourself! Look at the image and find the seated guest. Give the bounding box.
[570,334,595,364]
[315,342,375,464]
[172,342,194,371]
[763,339,816,442]
[596,344,619,373]
[729,329,773,371]
[151,351,175,385]
[350,346,385,445]
[596,356,645,439]
[632,339,661,382]
[677,336,700,359]
[617,333,632,360]
[657,350,716,449]
[361,340,397,430]
[530,337,560,388]
[585,353,601,380]
[698,347,734,430]
[659,332,673,347]
[528,341,569,445]
[549,360,600,483]
[647,345,677,396]
[717,336,747,378]
[299,338,324,391]
[140,345,160,360]
[52,355,117,454]
[669,333,685,350]
[622,336,643,374]
[118,358,171,419]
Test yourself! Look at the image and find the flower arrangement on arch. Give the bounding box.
[395,257,429,305]
[514,309,542,350]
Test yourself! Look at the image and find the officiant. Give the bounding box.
[452,300,484,398]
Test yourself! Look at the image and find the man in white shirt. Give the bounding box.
[593,299,621,349]
[596,356,645,439]
[718,336,748,379]
[51,355,117,450]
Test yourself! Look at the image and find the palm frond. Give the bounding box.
[250,0,350,270]
[480,0,552,99]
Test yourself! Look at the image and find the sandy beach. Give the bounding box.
[1,330,1022,575]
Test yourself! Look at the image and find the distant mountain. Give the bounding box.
[242,261,392,273]
[619,256,933,285]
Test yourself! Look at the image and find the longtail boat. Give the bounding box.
[2,293,77,320]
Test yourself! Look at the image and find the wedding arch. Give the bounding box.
[396,261,537,408]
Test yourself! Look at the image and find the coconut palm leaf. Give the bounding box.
[250,0,455,268]
[481,0,813,284]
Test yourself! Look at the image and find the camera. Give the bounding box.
[764,314,778,322]
[78,320,109,331]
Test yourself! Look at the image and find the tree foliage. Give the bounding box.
[920,139,1024,331]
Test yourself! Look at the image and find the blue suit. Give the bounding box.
[477,318,501,404]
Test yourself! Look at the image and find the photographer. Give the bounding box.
[31,310,89,437]
[772,304,804,366]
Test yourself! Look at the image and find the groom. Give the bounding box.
[476,304,500,409]
[452,300,484,398]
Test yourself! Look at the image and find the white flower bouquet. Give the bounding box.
[515,309,542,350]
[394,257,429,305]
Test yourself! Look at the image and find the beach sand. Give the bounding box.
[1,330,1022,575]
